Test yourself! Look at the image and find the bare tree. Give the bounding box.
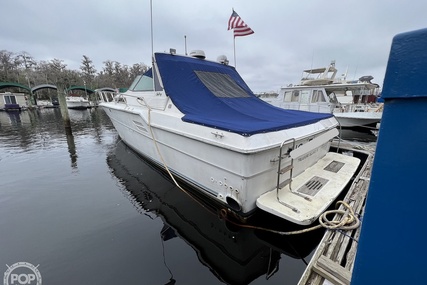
[129,63,149,79]
[15,51,36,70]
[0,49,148,92]
[50,58,67,72]
[0,50,15,81]
[15,51,37,87]
[102,60,114,77]
[80,55,97,87]
[49,58,68,89]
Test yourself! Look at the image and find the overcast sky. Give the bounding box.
[2,0,427,92]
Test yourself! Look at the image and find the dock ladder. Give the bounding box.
[273,128,340,213]
[273,138,309,213]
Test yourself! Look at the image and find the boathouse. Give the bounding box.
[0,92,27,111]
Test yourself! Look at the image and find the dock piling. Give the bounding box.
[351,27,427,285]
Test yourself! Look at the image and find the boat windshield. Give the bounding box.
[129,75,154,91]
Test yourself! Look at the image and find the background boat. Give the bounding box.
[66,94,90,109]
[259,61,382,129]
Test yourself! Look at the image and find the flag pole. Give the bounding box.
[150,0,154,60]
[184,35,188,55]
[233,36,236,68]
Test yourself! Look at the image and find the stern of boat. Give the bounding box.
[256,128,361,225]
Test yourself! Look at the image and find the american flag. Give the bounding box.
[227,10,254,37]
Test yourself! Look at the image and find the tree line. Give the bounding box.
[0,50,149,96]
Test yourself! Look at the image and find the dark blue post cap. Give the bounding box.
[382,27,427,99]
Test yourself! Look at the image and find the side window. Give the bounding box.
[291,90,300,102]
[312,90,319,102]
[5,95,17,104]
[312,90,326,102]
[283,91,292,102]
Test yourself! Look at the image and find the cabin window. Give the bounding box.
[359,87,372,96]
[283,91,293,102]
[291,90,300,102]
[4,95,17,104]
[195,71,250,98]
[311,90,326,102]
[300,90,311,104]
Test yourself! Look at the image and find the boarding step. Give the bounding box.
[278,178,291,189]
[279,165,293,174]
[257,152,360,225]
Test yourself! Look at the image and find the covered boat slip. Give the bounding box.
[154,52,333,136]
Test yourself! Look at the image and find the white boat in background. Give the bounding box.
[260,61,383,129]
[99,50,361,225]
[300,61,338,86]
[66,94,90,110]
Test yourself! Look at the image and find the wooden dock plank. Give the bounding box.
[313,255,351,285]
[298,142,375,285]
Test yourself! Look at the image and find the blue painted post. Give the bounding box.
[351,28,427,284]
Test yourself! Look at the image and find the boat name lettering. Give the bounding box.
[297,149,318,162]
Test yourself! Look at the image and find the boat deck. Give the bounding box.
[257,152,360,225]
[298,141,375,285]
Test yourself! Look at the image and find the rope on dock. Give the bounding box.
[219,200,360,235]
[318,201,360,231]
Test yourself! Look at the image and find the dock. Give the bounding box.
[298,140,375,285]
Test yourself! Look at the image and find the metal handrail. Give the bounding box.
[275,138,300,212]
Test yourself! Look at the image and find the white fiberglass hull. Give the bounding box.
[101,103,338,216]
[334,112,382,127]
[66,97,90,109]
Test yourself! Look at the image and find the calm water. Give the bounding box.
[0,108,376,285]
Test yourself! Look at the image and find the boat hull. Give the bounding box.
[334,112,382,127]
[101,105,336,216]
[66,98,90,109]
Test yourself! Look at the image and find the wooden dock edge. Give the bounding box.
[298,141,375,285]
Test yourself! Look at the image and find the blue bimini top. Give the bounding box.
[154,52,333,136]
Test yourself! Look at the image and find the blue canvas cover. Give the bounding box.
[155,53,333,136]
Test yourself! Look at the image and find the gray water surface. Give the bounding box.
[1,108,366,285]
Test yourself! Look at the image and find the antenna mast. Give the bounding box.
[150,0,155,90]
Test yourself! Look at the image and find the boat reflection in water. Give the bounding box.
[107,141,325,284]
